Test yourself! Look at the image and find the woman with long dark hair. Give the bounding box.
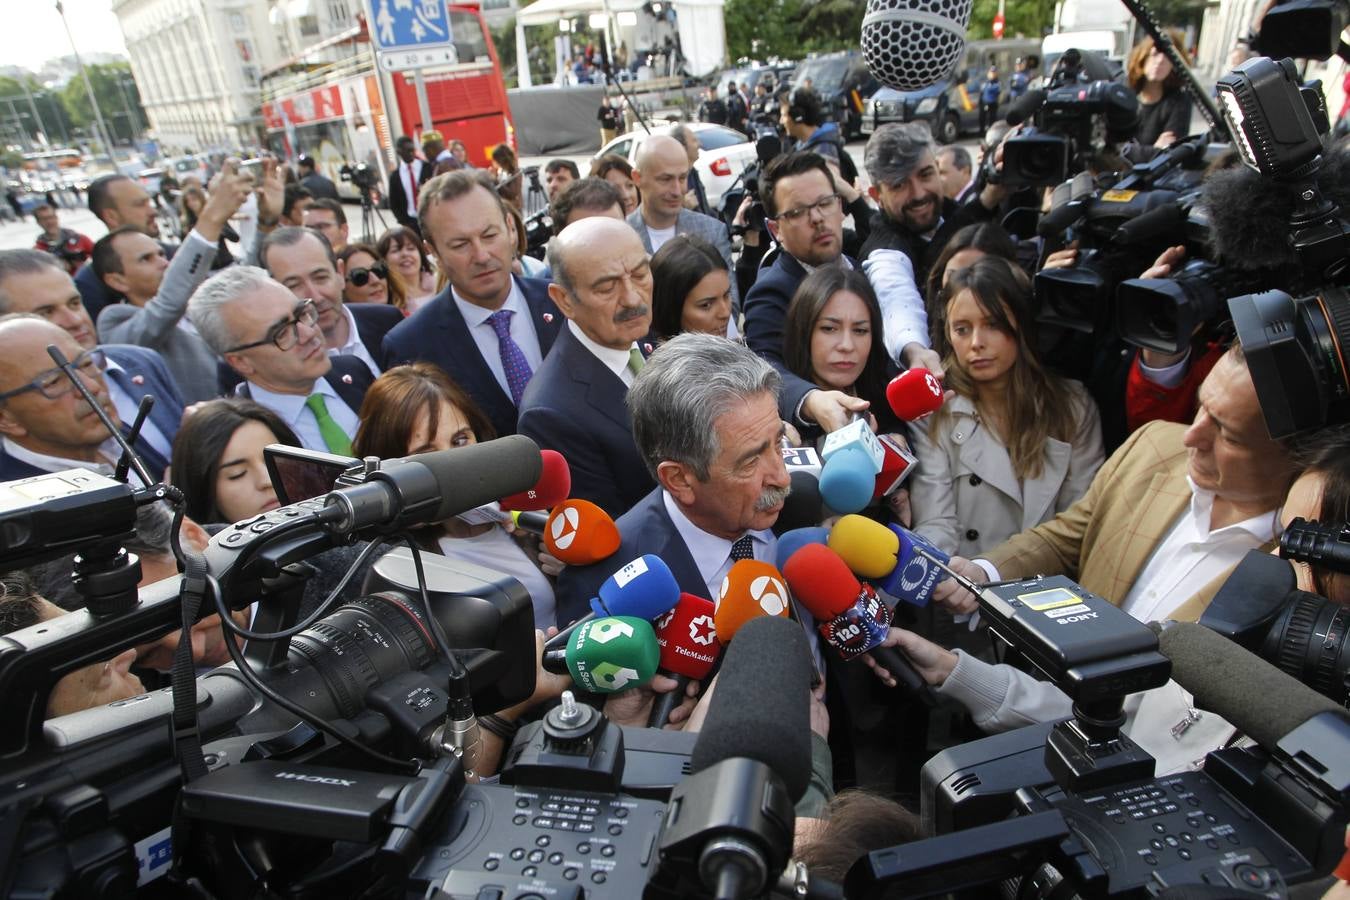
[650,234,735,340]
[910,256,1103,557]
[169,398,300,525]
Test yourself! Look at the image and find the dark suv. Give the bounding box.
[791,51,879,139]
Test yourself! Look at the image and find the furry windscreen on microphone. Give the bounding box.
[688,615,813,803]
[1203,146,1350,271]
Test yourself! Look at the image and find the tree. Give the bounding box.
[60,62,146,146]
[967,0,1056,40]
[490,16,563,89]
[798,0,865,53]
[0,75,73,147]
[724,0,804,61]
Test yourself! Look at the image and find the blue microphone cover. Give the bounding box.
[819,446,876,514]
[775,526,830,571]
[593,553,681,620]
[881,524,950,605]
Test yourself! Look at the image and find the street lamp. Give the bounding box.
[55,0,116,153]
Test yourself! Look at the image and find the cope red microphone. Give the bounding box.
[886,367,945,421]
[499,449,571,511]
[648,593,721,728]
[782,543,930,698]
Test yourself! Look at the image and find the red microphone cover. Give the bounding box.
[886,368,944,421]
[500,449,571,511]
[713,559,790,643]
[653,593,720,679]
[543,498,621,565]
[782,543,862,621]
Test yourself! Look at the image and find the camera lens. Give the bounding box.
[1262,591,1350,706]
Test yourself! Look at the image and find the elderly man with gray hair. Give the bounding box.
[859,123,1002,373]
[553,332,792,625]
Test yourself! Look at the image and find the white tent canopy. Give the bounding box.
[515,0,725,80]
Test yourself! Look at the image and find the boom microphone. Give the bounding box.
[499,449,570,511]
[1004,88,1047,126]
[320,435,543,534]
[713,559,792,644]
[648,593,721,728]
[861,0,972,93]
[1156,621,1349,751]
[783,543,929,696]
[541,615,660,693]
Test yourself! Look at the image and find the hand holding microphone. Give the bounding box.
[648,593,721,728]
[541,615,659,693]
[885,367,946,421]
[862,627,959,688]
[512,497,621,565]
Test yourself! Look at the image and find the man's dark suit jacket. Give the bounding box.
[102,343,186,450]
[554,487,705,627]
[219,302,403,395]
[516,325,654,519]
[742,251,857,422]
[234,355,374,418]
[381,277,562,438]
[387,159,433,231]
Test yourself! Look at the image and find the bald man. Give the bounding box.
[517,218,657,517]
[0,315,170,483]
[627,134,738,307]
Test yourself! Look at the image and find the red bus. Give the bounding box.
[260,4,514,200]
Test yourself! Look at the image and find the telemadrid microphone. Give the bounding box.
[713,559,792,644]
[783,543,930,697]
[775,526,830,571]
[512,498,621,565]
[861,0,972,92]
[541,615,660,693]
[499,448,570,511]
[544,554,680,649]
[885,368,945,421]
[648,593,720,728]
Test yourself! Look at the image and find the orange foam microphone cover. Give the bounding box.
[542,498,621,565]
[713,559,791,643]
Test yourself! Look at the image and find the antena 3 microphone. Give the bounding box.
[862,0,972,92]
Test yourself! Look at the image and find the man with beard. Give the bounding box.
[553,332,791,625]
[518,217,657,519]
[743,152,870,432]
[859,124,999,374]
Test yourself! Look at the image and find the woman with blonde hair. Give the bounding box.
[1126,29,1194,148]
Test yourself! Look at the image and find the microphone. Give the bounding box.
[320,435,543,535]
[499,448,570,511]
[1004,88,1046,126]
[861,0,972,92]
[1156,622,1349,751]
[782,543,930,696]
[883,524,951,606]
[828,514,899,579]
[775,526,829,571]
[774,470,823,535]
[872,433,917,501]
[713,559,791,644]
[545,553,681,649]
[885,368,945,421]
[511,498,621,565]
[541,615,660,693]
[648,593,720,728]
[819,447,878,515]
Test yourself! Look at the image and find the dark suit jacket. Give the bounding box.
[381,277,562,437]
[387,159,433,230]
[101,343,186,448]
[743,251,858,422]
[0,421,172,484]
[234,355,374,419]
[554,487,706,627]
[516,326,654,519]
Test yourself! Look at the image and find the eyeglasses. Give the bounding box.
[774,193,842,224]
[0,348,106,402]
[346,262,389,287]
[226,299,319,353]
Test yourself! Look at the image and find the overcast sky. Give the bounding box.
[14,1,130,74]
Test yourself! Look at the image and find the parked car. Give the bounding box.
[715,63,795,99]
[790,51,879,139]
[168,155,210,187]
[137,168,165,195]
[861,38,1042,143]
[594,122,758,212]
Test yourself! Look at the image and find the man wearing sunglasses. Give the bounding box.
[0,316,170,484]
[189,267,371,455]
[259,227,402,381]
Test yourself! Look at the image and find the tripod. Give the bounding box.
[596,28,651,134]
[357,182,388,243]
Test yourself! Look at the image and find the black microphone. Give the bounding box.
[321,435,543,535]
[1156,621,1349,750]
[861,0,972,92]
[773,470,823,536]
[1004,88,1046,126]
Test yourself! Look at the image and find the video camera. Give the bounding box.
[721,133,783,236]
[340,162,379,192]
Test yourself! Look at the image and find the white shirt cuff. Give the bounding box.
[972,558,1001,582]
[1138,348,1191,388]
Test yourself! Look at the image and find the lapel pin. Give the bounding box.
[642,343,652,354]
[543,312,554,323]
[131,374,144,385]
[342,374,353,384]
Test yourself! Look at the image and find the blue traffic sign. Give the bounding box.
[369,0,453,51]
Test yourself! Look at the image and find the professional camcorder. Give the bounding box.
[721,133,783,236]
[341,162,379,192]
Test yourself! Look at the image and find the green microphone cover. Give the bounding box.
[566,616,660,694]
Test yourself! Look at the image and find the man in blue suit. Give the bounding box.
[382,170,563,438]
[0,249,184,468]
[554,332,791,627]
[518,217,656,519]
[0,317,171,485]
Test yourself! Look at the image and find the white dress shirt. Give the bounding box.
[567,320,639,388]
[246,378,359,453]
[453,280,545,399]
[102,355,173,460]
[399,159,424,219]
[331,304,382,378]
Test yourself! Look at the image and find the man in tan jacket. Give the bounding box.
[934,344,1298,624]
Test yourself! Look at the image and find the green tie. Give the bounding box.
[627,346,645,376]
[305,393,352,455]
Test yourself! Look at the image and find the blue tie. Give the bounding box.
[487,309,534,406]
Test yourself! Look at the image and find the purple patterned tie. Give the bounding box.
[486,309,534,406]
